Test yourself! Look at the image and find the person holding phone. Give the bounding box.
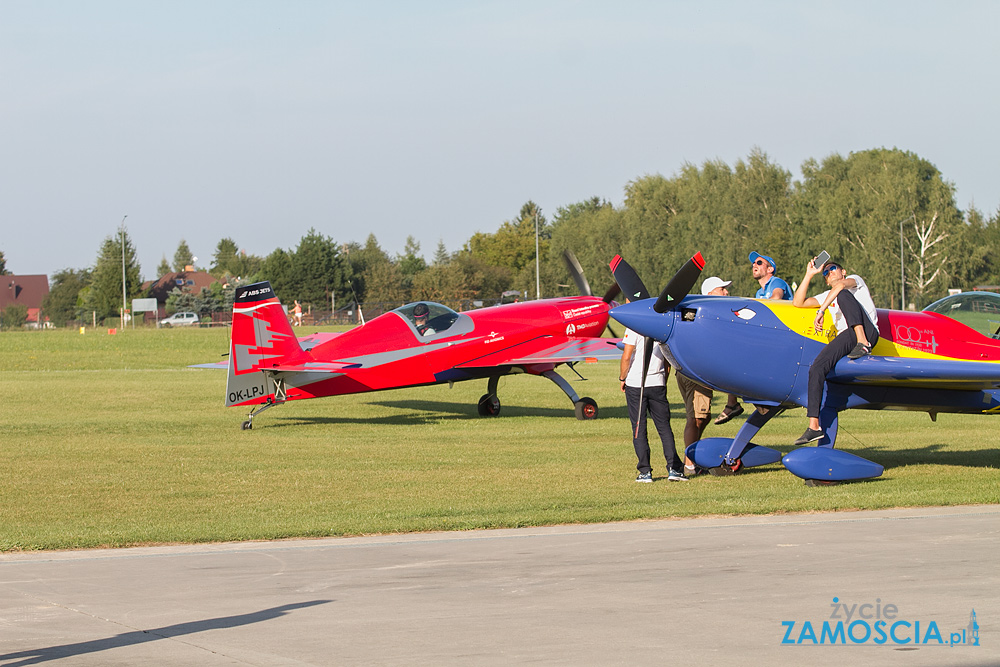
[792,257,879,445]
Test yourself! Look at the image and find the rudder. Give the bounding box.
[226,282,308,407]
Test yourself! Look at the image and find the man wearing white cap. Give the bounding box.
[675,276,736,475]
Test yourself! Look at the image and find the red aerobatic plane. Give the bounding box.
[200,275,622,429]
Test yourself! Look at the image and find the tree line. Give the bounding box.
[8,146,1000,328]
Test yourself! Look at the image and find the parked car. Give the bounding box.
[159,311,200,327]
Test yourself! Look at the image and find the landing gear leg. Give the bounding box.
[541,370,598,420]
[243,398,278,430]
[240,375,286,430]
[477,376,502,417]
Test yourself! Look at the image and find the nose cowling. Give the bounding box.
[610,299,674,344]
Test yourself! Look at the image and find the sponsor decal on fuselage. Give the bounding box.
[561,305,602,320]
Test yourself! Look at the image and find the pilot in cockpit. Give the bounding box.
[413,302,436,336]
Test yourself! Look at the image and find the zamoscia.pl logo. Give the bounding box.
[781,598,980,646]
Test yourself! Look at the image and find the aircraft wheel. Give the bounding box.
[477,394,501,417]
[241,420,252,430]
[574,397,598,420]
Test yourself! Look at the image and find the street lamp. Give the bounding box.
[534,209,540,300]
[121,215,128,328]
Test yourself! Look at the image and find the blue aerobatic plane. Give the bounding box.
[608,254,1000,485]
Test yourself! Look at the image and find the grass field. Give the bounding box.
[1,327,997,551]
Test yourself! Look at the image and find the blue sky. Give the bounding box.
[2,1,998,278]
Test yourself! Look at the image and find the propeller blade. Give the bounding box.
[653,252,705,313]
[634,335,655,438]
[562,250,592,296]
[601,282,621,304]
[609,255,650,301]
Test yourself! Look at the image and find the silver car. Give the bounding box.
[159,311,200,327]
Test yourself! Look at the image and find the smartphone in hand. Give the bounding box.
[813,251,830,269]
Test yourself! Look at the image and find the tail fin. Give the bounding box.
[225,281,309,406]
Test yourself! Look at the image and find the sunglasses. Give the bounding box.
[822,265,841,277]
[754,259,768,267]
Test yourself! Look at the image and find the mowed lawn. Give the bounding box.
[1,327,997,551]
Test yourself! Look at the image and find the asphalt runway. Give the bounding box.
[1,506,997,666]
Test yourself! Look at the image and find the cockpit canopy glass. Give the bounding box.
[923,291,1000,338]
[395,302,463,337]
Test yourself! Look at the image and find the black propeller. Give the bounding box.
[563,249,621,336]
[653,252,706,313]
[609,254,650,301]
[609,253,706,436]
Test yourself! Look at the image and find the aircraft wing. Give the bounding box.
[456,336,622,369]
[829,356,1000,390]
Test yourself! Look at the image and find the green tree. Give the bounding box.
[156,256,171,278]
[1,304,28,329]
[41,268,91,327]
[346,235,393,303]
[0,250,9,275]
[796,148,964,308]
[210,237,261,280]
[173,239,194,272]
[282,229,351,308]
[83,226,142,322]
[468,202,549,274]
[547,197,621,297]
[433,239,451,266]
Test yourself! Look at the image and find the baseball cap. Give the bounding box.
[749,251,776,273]
[701,276,732,295]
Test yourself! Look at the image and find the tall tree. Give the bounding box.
[84,226,142,321]
[796,148,963,308]
[156,256,171,278]
[173,239,194,272]
[286,229,351,307]
[433,239,450,266]
[41,268,91,326]
[467,201,549,295]
[0,250,9,275]
[397,236,427,299]
[210,237,261,280]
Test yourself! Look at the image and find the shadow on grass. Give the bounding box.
[862,443,1000,470]
[0,600,330,666]
[261,399,630,427]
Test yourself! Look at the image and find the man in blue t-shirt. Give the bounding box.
[749,251,791,300]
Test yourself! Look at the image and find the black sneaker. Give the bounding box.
[793,428,824,446]
[848,342,872,359]
[667,469,689,482]
[635,471,653,483]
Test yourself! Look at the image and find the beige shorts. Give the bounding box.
[676,372,713,420]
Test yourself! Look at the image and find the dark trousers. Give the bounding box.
[625,384,679,473]
[807,289,879,419]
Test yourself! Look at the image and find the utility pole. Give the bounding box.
[535,208,540,300]
[121,215,128,328]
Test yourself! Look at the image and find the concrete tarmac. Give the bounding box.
[1,505,997,666]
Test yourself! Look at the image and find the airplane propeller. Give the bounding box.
[653,252,705,313]
[563,250,621,337]
[609,253,706,436]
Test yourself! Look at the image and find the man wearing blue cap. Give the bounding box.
[749,251,792,301]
